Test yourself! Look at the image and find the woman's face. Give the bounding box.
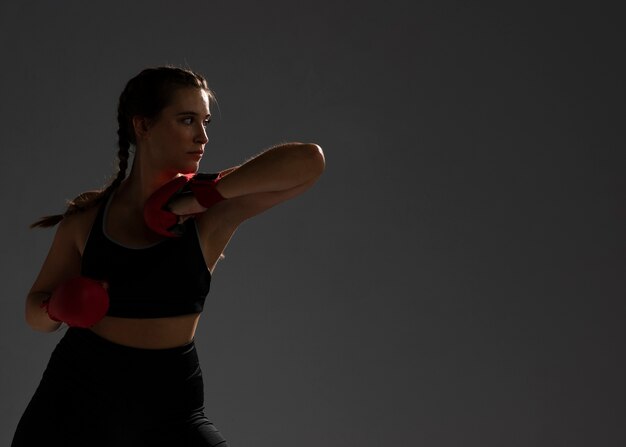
[142,87,211,175]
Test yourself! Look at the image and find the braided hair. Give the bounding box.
[31,66,214,228]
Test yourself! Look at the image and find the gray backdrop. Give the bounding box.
[1,1,624,446]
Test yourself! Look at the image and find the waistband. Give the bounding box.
[61,327,197,361]
[48,327,202,389]
[44,327,205,417]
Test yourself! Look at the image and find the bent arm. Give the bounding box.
[204,142,325,222]
[26,216,83,332]
[216,142,325,198]
[171,142,325,225]
[217,142,325,224]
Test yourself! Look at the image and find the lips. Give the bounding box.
[188,150,204,156]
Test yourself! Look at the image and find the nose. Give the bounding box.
[195,123,209,144]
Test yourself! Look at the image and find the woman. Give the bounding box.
[11,66,325,446]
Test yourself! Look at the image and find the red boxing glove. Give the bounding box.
[188,173,225,209]
[41,277,109,328]
[144,173,225,238]
[143,174,193,238]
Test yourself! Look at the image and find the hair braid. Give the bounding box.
[99,109,132,200]
[89,125,131,207]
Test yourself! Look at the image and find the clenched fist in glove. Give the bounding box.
[41,276,109,328]
[143,172,225,237]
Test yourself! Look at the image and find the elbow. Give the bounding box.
[25,312,43,332]
[26,317,61,333]
[25,297,61,333]
[312,143,326,173]
[300,143,326,179]
[24,303,38,330]
[24,310,46,332]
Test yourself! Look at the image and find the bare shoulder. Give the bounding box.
[73,190,102,203]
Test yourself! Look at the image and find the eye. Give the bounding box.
[181,117,193,125]
[203,119,211,128]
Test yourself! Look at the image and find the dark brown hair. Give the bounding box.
[31,66,214,228]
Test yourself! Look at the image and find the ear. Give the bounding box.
[132,116,152,141]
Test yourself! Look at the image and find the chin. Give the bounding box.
[178,163,200,175]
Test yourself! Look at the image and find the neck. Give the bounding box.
[118,153,181,209]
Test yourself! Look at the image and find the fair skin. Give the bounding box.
[25,86,325,348]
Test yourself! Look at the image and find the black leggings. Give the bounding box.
[11,327,228,447]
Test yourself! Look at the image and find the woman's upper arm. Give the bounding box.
[217,176,320,227]
[25,215,83,331]
[194,178,319,271]
[29,215,83,295]
[194,145,324,259]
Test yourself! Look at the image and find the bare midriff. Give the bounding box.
[89,313,202,349]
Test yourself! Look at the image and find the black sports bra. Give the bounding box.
[80,191,212,318]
